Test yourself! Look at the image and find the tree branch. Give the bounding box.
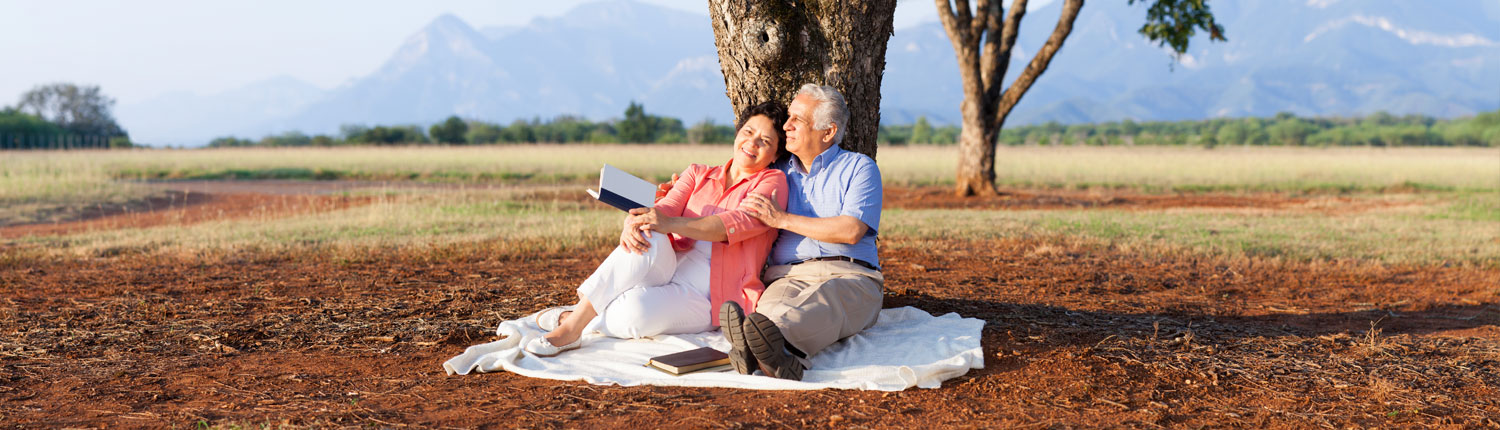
[981,0,1027,103]
[993,0,1082,125]
[934,0,965,43]
[954,0,974,34]
[970,0,994,48]
[936,0,984,97]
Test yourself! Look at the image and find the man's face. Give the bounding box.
[783,94,828,156]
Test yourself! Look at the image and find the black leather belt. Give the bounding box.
[790,256,878,271]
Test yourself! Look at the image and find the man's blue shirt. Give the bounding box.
[769,143,883,270]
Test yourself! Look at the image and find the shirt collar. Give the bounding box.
[792,143,843,176]
[711,158,751,187]
[705,161,729,182]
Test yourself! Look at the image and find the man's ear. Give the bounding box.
[822,122,839,144]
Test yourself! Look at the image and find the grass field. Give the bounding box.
[3,145,1497,266]
[5,145,1496,201]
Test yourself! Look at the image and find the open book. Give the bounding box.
[645,346,731,375]
[586,164,658,212]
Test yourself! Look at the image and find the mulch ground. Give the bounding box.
[1,185,1496,428]
[1,237,1496,428]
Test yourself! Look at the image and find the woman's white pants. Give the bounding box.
[578,233,714,339]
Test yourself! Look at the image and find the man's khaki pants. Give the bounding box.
[756,260,883,366]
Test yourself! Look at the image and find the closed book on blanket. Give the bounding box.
[586,164,657,212]
[645,347,731,375]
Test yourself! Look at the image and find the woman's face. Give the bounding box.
[733,114,780,172]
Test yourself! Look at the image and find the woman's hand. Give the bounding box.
[739,190,785,229]
[619,211,652,254]
[629,207,662,232]
[620,207,670,254]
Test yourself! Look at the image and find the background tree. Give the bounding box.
[936,0,1225,196]
[707,0,898,159]
[911,116,934,144]
[616,101,656,143]
[429,115,469,144]
[15,83,128,137]
[687,118,735,144]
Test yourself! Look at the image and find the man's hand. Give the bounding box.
[654,173,679,202]
[739,190,784,229]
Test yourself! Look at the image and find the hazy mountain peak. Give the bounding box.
[388,14,492,72]
[117,0,1498,146]
[1305,14,1499,47]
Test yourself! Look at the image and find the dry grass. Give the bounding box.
[3,145,1496,266]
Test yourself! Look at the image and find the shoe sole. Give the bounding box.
[718,302,755,375]
[744,313,803,380]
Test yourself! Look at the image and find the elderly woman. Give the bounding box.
[526,102,791,356]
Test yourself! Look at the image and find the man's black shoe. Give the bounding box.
[718,301,756,375]
[743,312,804,380]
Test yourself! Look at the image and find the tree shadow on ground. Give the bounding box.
[885,290,1500,347]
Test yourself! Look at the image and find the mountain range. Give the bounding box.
[116,0,1500,146]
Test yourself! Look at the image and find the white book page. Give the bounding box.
[599,164,656,208]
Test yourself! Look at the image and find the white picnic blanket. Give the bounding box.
[442,306,985,391]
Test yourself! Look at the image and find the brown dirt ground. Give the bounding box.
[0,191,372,239]
[1,185,1496,428]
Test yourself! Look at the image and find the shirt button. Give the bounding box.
[729,228,736,234]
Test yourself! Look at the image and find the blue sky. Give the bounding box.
[1,0,1028,107]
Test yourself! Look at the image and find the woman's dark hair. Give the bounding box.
[735,101,790,163]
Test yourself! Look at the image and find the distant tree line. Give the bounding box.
[215,107,1498,149]
[881,110,1500,148]
[0,83,134,150]
[210,101,740,148]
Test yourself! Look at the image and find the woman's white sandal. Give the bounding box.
[524,336,582,357]
[535,306,574,332]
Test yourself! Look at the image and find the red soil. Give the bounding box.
[1,239,1495,428]
[1,183,1493,428]
[0,191,372,239]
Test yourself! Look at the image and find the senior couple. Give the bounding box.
[524,83,883,380]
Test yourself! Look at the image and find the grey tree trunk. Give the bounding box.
[708,0,898,160]
[938,0,1084,196]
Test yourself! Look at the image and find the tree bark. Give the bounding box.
[708,0,898,160]
[940,0,1083,196]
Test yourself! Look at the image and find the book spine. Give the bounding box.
[597,188,645,212]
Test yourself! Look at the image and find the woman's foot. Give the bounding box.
[535,306,575,331]
[524,335,581,356]
[541,328,582,348]
[526,313,587,356]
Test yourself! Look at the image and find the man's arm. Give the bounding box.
[739,194,867,245]
[743,158,881,246]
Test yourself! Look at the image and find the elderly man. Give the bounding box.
[722,83,884,380]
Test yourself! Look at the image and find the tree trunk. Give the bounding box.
[938,0,1084,196]
[708,0,898,160]
[954,100,999,196]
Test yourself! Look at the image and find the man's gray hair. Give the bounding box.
[795,83,849,146]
